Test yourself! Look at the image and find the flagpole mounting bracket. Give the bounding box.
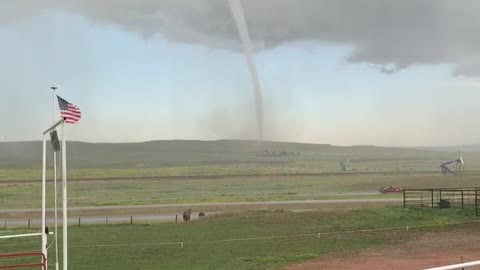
[43,119,65,135]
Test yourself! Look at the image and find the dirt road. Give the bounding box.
[285,224,480,270]
[0,198,400,213]
[0,198,400,220]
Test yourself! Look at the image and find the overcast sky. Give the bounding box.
[2,0,480,146]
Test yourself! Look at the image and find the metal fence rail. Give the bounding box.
[0,213,211,230]
[403,188,479,216]
[0,252,47,270]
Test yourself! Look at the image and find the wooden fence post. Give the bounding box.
[461,191,464,210]
[475,189,478,217]
[431,189,434,209]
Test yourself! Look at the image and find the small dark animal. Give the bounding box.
[198,212,206,218]
[183,209,192,222]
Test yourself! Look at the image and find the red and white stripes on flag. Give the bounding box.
[57,95,81,124]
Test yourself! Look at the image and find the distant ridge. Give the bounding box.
[415,144,480,153]
[0,139,466,169]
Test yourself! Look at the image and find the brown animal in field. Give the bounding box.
[183,209,192,222]
[198,212,205,218]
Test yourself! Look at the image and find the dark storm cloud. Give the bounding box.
[2,0,480,76]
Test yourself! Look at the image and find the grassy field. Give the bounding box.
[1,173,479,209]
[2,138,478,268]
[0,207,478,270]
[0,140,456,168]
[0,159,472,181]
[2,139,479,181]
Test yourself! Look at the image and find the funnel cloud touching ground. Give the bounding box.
[3,0,480,76]
[3,1,480,146]
[228,0,264,141]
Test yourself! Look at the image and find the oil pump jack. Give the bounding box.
[440,155,464,176]
[340,158,351,171]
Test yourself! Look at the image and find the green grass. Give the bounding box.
[1,173,479,209]
[0,163,341,181]
[2,140,478,268]
[0,207,477,269]
[0,160,456,181]
[3,139,480,181]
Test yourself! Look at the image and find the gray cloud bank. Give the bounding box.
[2,0,480,76]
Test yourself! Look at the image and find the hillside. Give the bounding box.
[0,139,472,170]
[416,144,480,153]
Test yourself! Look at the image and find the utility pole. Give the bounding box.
[396,160,399,176]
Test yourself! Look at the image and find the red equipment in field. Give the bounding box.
[379,186,402,193]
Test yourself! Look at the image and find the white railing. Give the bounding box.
[0,232,51,240]
[425,260,480,270]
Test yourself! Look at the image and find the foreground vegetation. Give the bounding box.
[0,207,478,269]
[2,140,477,268]
[1,173,479,209]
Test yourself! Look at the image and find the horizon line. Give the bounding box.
[0,138,475,150]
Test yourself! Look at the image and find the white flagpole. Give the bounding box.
[51,85,60,270]
[42,119,64,270]
[41,134,47,267]
[61,120,68,270]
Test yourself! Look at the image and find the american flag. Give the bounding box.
[57,95,81,124]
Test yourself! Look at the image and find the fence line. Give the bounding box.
[0,215,151,229]
[67,219,480,249]
[2,214,480,231]
[403,188,479,216]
